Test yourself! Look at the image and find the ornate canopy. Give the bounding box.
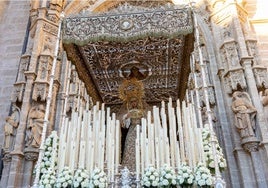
[62,3,194,105]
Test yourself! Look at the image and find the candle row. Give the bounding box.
[57,102,120,182]
[135,98,205,178]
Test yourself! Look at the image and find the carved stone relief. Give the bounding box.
[42,36,55,55]
[199,86,216,106]
[11,83,25,103]
[252,66,268,89]
[36,55,53,81]
[246,39,261,65]
[220,40,240,69]
[32,82,49,102]
[261,89,268,123]
[224,68,247,93]
[4,104,20,151]
[24,151,39,161]
[17,55,31,82]
[11,54,31,103]
[231,91,259,149]
[25,104,45,148]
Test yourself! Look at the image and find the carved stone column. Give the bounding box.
[0,153,12,188]
[22,149,39,187]
[3,1,63,186]
[242,142,268,188]
[241,58,268,148]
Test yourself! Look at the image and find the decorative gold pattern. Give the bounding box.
[119,77,144,102]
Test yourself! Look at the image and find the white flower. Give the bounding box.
[165,173,171,179]
[62,182,68,187]
[162,179,169,185]
[187,178,193,184]
[145,181,150,187]
[206,178,212,185]
[198,179,205,186]
[99,182,105,188]
[93,179,99,185]
[149,175,155,180]
[73,181,79,187]
[153,180,159,186]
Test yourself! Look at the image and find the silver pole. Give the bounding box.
[32,12,65,187]
[191,5,226,188]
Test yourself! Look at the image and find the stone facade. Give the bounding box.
[0,0,268,187]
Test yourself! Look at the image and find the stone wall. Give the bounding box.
[0,1,30,147]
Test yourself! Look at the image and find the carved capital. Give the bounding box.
[241,137,260,153]
[246,39,261,65]
[220,40,240,69]
[224,68,247,93]
[17,54,31,82]
[199,86,216,106]
[3,153,12,162]
[24,150,39,161]
[32,82,49,101]
[252,66,268,89]
[11,82,26,102]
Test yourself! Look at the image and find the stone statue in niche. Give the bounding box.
[26,104,45,148]
[260,89,268,122]
[232,91,257,139]
[4,104,20,150]
[261,89,268,106]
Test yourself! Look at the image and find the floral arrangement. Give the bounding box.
[40,131,59,174]
[202,125,227,174]
[194,162,213,187]
[39,168,56,188]
[73,168,90,188]
[90,168,108,188]
[55,166,73,188]
[159,164,177,187]
[141,165,160,187]
[177,163,194,187]
[38,131,59,187]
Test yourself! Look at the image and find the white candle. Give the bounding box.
[150,124,155,167]
[175,141,181,167]
[165,138,170,166]
[155,138,160,170]
[89,142,94,173]
[115,120,120,174]
[79,141,86,168]
[135,139,140,180]
[145,139,149,168]
[58,142,66,171]
[69,140,76,172]
[111,139,115,183]
[159,130,165,166]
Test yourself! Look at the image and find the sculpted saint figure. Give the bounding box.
[261,89,268,106]
[261,89,268,122]
[232,91,257,139]
[26,104,45,148]
[4,104,20,150]
[118,77,150,171]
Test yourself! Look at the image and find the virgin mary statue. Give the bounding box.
[117,77,150,172]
